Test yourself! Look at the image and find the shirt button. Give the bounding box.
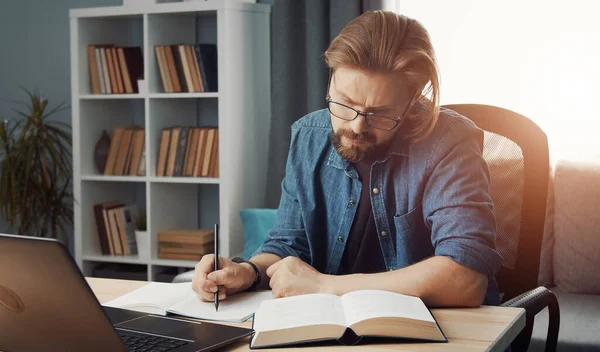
[337,236,343,242]
[348,200,355,207]
[372,187,380,195]
[381,231,388,237]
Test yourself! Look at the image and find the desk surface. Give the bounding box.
[88,277,524,352]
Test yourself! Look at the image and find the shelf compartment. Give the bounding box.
[76,15,144,96]
[80,181,147,258]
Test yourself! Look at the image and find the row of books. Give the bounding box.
[88,45,144,94]
[157,228,214,261]
[93,201,139,256]
[155,44,218,93]
[157,126,219,178]
[104,125,146,176]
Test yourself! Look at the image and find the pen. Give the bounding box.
[214,223,219,312]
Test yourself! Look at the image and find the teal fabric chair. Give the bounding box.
[239,208,277,260]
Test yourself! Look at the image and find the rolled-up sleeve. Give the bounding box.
[423,120,503,281]
[251,124,311,263]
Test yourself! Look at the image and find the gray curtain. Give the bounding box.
[261,0,370,208]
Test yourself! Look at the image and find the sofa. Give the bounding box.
[528,160,600,352]
[174,160,600,352]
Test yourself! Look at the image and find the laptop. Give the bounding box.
[0,233,254,352]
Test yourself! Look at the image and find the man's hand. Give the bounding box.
[266,257,330,298]
[191,254,255,302]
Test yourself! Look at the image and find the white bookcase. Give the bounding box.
[69,0,271,281]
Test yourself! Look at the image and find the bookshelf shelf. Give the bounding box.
[83,254,144,265]
[148,176,219,184]
[71,1,271,282]
[148,93,219,99]
[150,258,198,268]
[82,175,148,182]
[80,94,146,100]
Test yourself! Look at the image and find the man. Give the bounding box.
[193,10,502,307]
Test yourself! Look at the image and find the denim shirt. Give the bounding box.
[253,107,503,305]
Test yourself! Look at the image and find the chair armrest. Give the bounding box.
[501,286,560,352]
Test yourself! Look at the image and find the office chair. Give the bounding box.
[442,104,560,352]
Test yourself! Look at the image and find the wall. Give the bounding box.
[385,0,600,164]
[0,0,122,119]
[0,0,121,244]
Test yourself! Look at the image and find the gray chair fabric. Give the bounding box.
[528,290,600,352]
[173,270,195,283]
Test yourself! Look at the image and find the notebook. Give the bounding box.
[103,282,272,323]
[250,290,446,348]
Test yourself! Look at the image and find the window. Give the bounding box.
[385,0,600,164]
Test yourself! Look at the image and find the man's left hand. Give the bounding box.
[266,257,331,298]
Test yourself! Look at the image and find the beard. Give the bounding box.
[331,129,379,163]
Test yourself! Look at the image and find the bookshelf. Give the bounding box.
[70,0,271,281]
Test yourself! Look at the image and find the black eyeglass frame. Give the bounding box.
[325,69,414,131]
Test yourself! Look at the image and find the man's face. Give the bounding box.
[328,67,413,163]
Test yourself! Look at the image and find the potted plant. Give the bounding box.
[0,89,73,244]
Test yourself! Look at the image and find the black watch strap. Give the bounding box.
[231,257,261,291]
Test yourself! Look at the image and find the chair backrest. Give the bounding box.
[442,104,549,302]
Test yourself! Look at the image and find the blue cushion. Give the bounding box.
[239,208,277,259]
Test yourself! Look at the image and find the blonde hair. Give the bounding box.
[324,11,440,139]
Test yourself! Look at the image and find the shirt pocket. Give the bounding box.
[393,203,423,233]
[392,203,430,265]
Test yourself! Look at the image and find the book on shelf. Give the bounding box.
[104,125,145,176]
[156,126,219,178]
[155,43,217,93]
[87,45,143,94]
[157,228,214,261]
[93,201,140,256]
[250,290,447,349]
[103,281,273,323]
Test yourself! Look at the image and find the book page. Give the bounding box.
[253,293,346,333]
[167,290,273,323]
[341,290,434,327]
[103,282,194,315]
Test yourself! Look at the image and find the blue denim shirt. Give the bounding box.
[254,107,503,305]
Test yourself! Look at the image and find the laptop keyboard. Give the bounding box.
[117,330,190,352]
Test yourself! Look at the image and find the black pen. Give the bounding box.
[214,223,219,312]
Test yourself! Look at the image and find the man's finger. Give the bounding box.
[266,260,283,277]
[197,288,214,302]
[207,268,234,285]
[201,278,218,293]
[196,254,216,274]
[268,270,279,290]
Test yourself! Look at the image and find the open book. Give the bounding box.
[250,290,446,348]
[103,282,272,323]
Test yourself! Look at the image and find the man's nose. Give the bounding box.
[349,113,370,134]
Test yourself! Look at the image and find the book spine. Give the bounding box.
[174,127,190,176]
[93,203,111,255]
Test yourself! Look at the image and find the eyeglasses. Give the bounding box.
[325,95,403,131]
[325,69,410,131]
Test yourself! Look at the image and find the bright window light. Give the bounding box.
[384,0,600,164]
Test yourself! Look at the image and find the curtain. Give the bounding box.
[261,0,379,207]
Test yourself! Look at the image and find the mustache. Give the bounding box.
[336,129,375,143]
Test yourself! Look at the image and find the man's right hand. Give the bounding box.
[191,254,255,302]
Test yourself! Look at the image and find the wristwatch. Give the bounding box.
[231,257,261,291]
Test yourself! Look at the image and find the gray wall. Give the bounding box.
[0,0,121,119]
[0,0,121,245]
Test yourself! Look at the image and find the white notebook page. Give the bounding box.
[103,282,194,315]
[168,290,273,322]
